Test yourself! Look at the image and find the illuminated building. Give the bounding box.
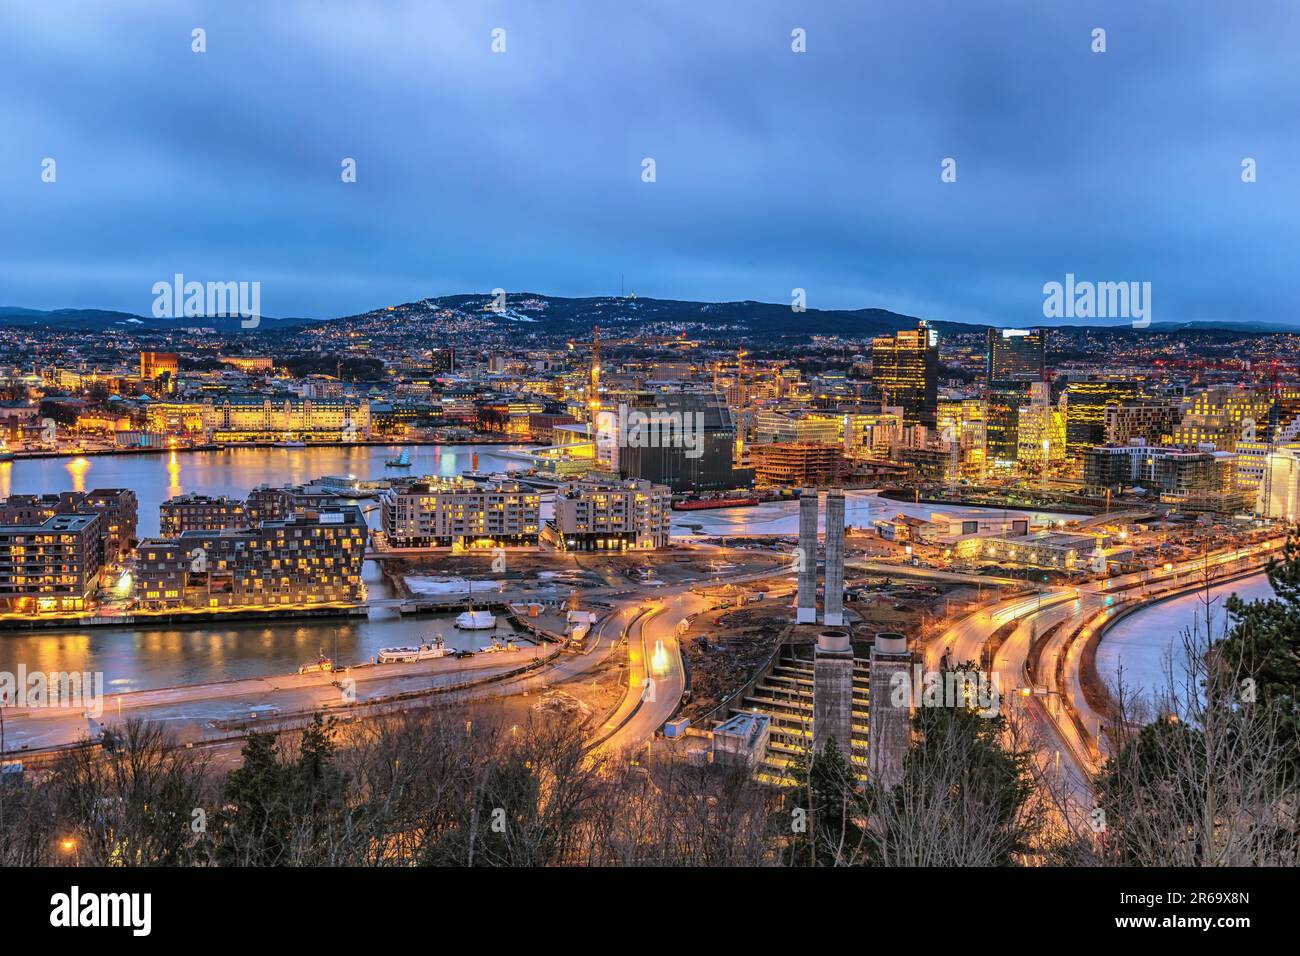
[1171,386,1287,452]
[1016,384,1066,471]
[936,399,988,480]
[140,351,179,381]
[1103,401,1182,446]
[983,384,1030,465]
[986,328,1046,384]
[1063,380,1141,457]
[753,409,842,445]
[1083,442,1236,503]
[217,356,273,372]
[379,478,540,549]
[135,507,367,610]
[160,494,250,535]
[0,489,137,566]
[146,396,370,442]
[550,478,671,550]
[0,512,103,613]
[1258,448,1300,519]
[751,442,849,488]
[843,411,903,460]
[871,321,938,426]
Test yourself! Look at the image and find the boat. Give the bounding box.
[455,582,497,630]
[671,497,760,512]
[385,448,412,467]
[377,636,448,664]
[457,609,497,630]
[298,652,334,674]
[274,439,307,448]
[478,639,519,653]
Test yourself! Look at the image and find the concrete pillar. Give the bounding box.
[823,488,845,625]
[868,632,912,790]
[813,629,855,755]
[796,488,818,624]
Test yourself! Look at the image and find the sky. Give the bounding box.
[1,1,1297,327]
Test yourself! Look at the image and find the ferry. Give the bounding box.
[376,636,448,664]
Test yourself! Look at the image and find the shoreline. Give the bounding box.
[0,436,534,463]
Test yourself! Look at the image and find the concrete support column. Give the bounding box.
[796,488,818,624]
[823,488,845,625]
[868,632,912,790]
[813,629,855,755]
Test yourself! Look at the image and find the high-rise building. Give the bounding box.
[984,384,1031,465]
[1064,380,1141,458]
[986,328,1047,384]
[871,321,938,426]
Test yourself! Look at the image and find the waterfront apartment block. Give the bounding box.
[160,493,250,536]
[134,507,368,610]
[0,488,137,566]
[550,478,671,551]
[0,511,103,613]
[379,477,540,549]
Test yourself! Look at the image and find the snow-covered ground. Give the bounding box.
[405,576,506,595]
[669,489,1080,537]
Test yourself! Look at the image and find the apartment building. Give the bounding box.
[135,507,368,610]
[379,477,540,549]
[550,478,671,551]
[0,511,103,613]
[160,493,250,536]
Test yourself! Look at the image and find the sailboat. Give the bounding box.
[385,448,412,468]
[455,580,497,630]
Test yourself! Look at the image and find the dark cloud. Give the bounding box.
[1,1,1295,326]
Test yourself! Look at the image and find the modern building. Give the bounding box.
[1083,441,1236,502]
[986,327,1047,384]
[134,507,368,610]
[160,494,250,536]
[751,442,850,488]
[1258,447,1300,520]
[983,384,1030,466]
[550,478,671,551]
[0,511,104,613]
[1063,380,1141,458]
[0,489,137,566]
[1103,401,1182,447]
[616,390,748,492]
[871,321,939,426]
[379,477,540,549]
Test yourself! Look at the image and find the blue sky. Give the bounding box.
[1,1,1297,326]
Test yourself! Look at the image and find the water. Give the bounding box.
[0,445,529,691]
[0,443,525,536]
[1095,573,1276,704]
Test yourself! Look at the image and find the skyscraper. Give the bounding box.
[986,328,1047,384]
[871,321,938,426]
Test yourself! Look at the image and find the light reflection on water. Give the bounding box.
[0,444,527,689]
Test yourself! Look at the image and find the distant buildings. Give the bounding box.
[871,321,938,426]
[1083,441,1237,506]
[751,441,850,488]
[1063,380,1141,458]
[135,507,368,609]
[379,477,540,549]
[146,395,370,442]
[550,478,671,551]
[140,351,179,381]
